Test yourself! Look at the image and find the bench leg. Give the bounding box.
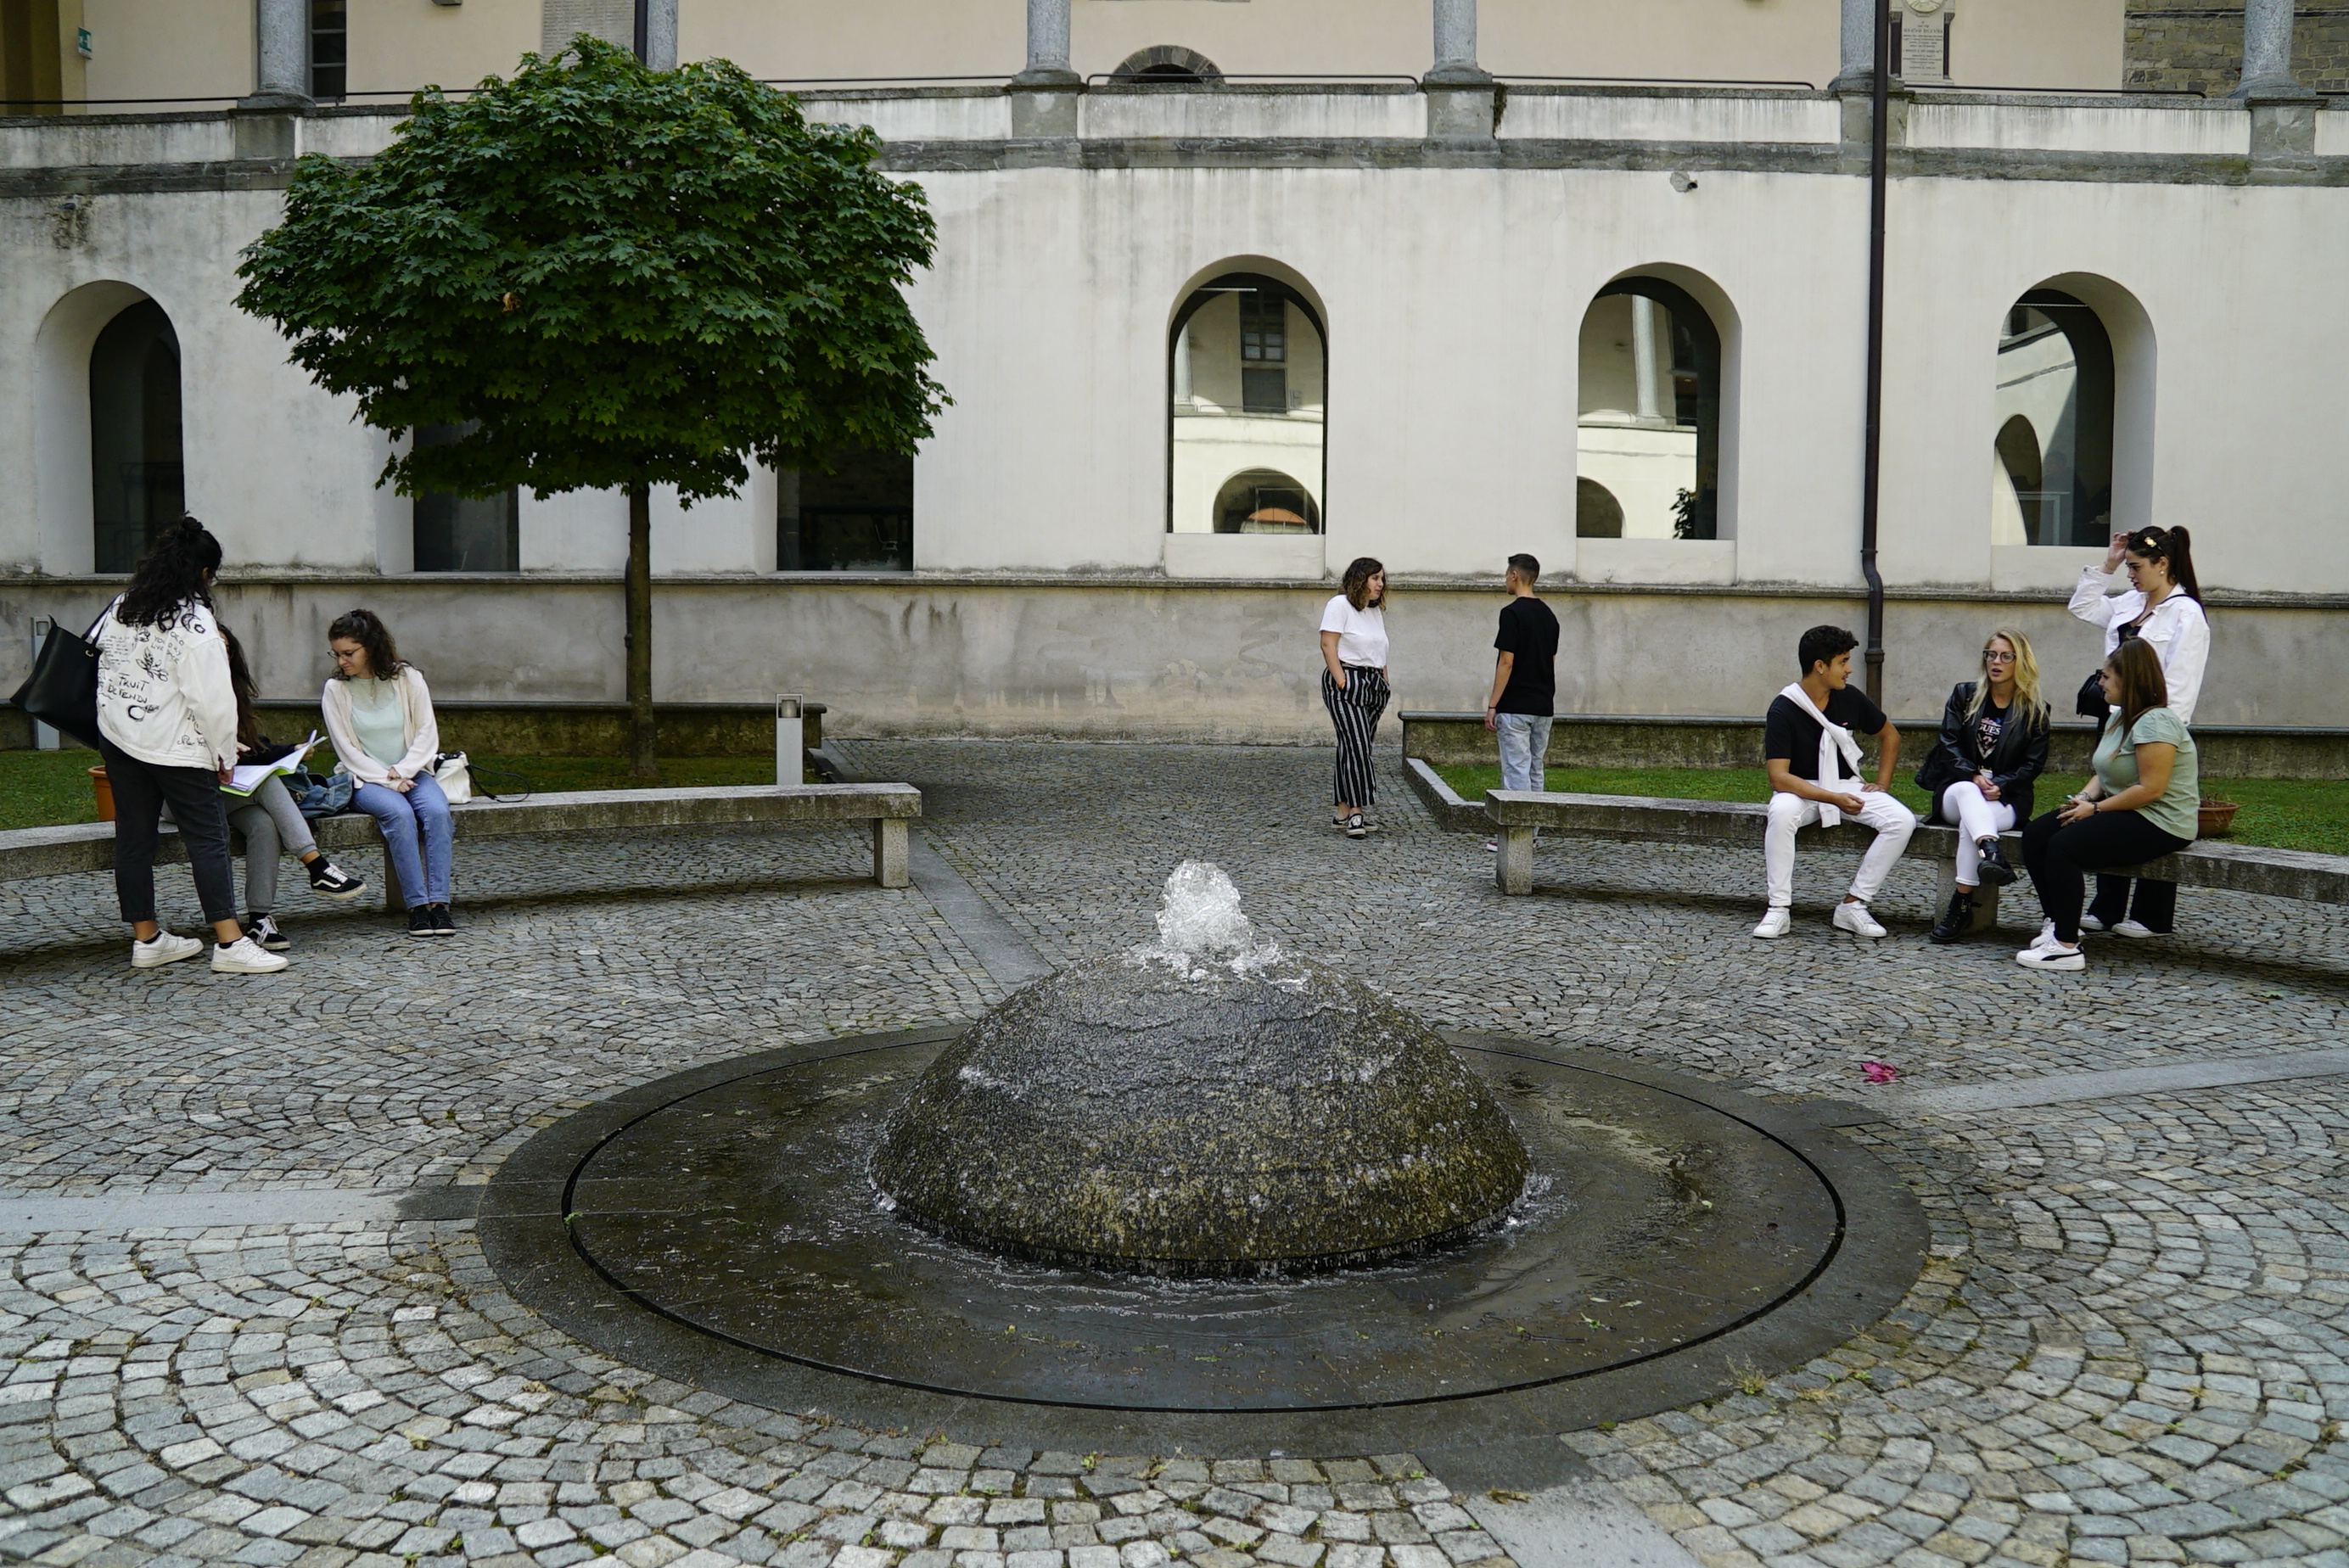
[873,818,910,889]
[381,843,406,914]
[1494,826,1534,896]
[1933,860,2003,933]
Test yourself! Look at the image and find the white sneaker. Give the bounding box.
[2078,914,2108,932]
[131,931,204,969]
[2015,944,2085,972]
[1752,906,1791,939]
[2111,920,2156,939]
[211,936,289,974]
[1832,901,1888,939]
[2029,921,2067,951]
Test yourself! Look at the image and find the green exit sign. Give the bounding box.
[76,27,93,59]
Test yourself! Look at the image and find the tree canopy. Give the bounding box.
[235,36,946,504]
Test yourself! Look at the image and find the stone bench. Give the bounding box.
[0,783,923,910]
[1473,784,2349,916]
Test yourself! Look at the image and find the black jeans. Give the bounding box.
[98,736,238,927]
[2088,875,2178,934]
[2021,808,2191,945]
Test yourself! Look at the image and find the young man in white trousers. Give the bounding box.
[1754,625,1917,939]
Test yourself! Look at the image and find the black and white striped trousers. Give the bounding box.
[1321,665,1390,809]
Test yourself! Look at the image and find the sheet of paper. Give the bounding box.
[222,731,322,797]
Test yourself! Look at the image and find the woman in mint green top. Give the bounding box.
[2015,639,2195,971]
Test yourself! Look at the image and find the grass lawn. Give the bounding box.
[1432,762,2349,857]
[0,750,801,832]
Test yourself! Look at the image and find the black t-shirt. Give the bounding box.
[1974,700,2010,767]
[1494,597,1560,716]
[1764,686,1886,781]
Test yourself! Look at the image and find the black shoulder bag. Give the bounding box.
[7,601,116,751]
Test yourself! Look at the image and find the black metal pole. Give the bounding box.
[1860,3,1891,704]
[633,0,650,61]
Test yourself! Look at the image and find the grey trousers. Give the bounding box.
[226,774,318,916]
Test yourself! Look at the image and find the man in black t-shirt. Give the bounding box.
[1485,553,1561,797]
[1753,625,1916,940]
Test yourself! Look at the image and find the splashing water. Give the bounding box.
[1129,860,1284,976]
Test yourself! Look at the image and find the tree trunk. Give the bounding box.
[625,481,657,778]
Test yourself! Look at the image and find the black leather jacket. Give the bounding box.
[1914,680,2050,825]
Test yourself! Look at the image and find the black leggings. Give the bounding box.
[98,736,238,927]
[2021,808,2190,945]
[2088,875,2178,934]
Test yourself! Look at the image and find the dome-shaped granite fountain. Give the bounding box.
[870,863,1531,1275]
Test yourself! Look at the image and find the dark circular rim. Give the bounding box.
[478,1024,1926,1470]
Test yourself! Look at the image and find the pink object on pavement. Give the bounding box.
[1861,1061,1898,1084]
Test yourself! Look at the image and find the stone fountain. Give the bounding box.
[871,862,1531,1275]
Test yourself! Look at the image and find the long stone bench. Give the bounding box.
[1474,780,2349,911]
[0,783,923,910]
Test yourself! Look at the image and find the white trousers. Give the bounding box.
[1939,781,2018,886]
[1763,789,1918,909]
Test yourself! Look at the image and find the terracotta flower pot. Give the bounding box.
[2197,798,2238,837]
[89,764,115,823]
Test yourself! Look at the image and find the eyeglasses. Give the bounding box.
[1982,650,2016,663]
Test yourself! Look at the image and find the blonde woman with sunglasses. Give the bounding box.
[1914,630,2050,944]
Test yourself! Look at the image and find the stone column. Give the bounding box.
[1426,0,1494,138]
[1010,0,1080,138]
[2237,0,2317,156]
[640,0,678,70]
[241,0,312,109]
[1831,0,1875,91]
[1631,297,1662,424]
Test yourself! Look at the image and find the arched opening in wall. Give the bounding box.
[1112,46,1222,84]
[1576,478,1624,539]
[412,423,520,571]
[1993,291,2115,547]
[1575,277,1721,540]
[779,449,914,571]
[88,300,184,574]
[1169,268,1325,537]
[1214,468,1319,534]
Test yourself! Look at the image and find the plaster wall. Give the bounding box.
[1953,0,2126,90]
[78,0,247,108]
[347,0,538,98]
[0,575,2324,734]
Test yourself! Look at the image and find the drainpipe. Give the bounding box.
[1858,2,1891,703]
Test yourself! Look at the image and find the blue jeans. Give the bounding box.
[354,772,452,908]
[1494,713,1553,794]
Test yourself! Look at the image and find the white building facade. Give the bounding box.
[2,0,2345,740]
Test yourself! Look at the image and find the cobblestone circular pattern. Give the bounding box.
[477,1026,1925,1448]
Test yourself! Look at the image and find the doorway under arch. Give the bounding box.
[88,300,184,573]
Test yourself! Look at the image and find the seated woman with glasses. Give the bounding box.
[1914,629,2051,943]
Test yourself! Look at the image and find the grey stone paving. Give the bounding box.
[1,740,2345,1568]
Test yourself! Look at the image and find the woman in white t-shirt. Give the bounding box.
[1318,557,1390,838]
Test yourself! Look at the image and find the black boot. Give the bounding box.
[1928,888,1977,944]
[1976,837,2017,887]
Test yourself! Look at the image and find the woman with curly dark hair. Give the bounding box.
[92,517,287,973]
[321,608,456,938]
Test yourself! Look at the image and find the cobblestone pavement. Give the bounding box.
[3,741,2345,1568]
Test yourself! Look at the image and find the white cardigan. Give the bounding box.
[2068,566,2211,725]
[321,667,440,787]
[94,597,240,772]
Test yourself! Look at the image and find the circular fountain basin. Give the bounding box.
[870,952,1531,1275]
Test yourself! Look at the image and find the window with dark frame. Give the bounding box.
[1238,291,1288,415]
[412,423,519,571]
[309,0,346,101]
[779,449,914,571]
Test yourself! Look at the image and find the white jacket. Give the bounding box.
[94,596,239,772]
[321,667,441,787]
[2068,566,2211,725]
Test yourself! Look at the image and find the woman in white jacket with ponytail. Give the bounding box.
[93,517,287,973]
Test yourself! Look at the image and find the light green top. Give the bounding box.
[2092,706,2199,843]
[346,676,408,770]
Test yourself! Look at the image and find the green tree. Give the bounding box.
[236,36,945,775]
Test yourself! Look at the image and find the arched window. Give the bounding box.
[1169,272,1326,536]
[1993,291,2114,546]
[1113,46,1221,84]
[1574,278,1721,540]
[88,300,183,573]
